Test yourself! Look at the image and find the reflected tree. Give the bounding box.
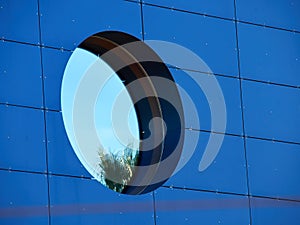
[98,145,139,193]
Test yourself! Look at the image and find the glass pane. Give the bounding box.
[61,47,140,193]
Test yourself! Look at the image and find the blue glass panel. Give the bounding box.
[0,105,46,172]
[155,188,250,225]
[46,111,90,177]
[0,170,48,225]
[49,175,154,225]
[142,0,234,19]
[251,197,300,225]
[0,41,43,108]
[0,0,39,44]
[242,80,300,143]
[247,138,300,200]
[165,131,248,194]
[172,68,243,135]
[236,0,300,31]
[42,48,72,111]
[143,5,238,77]
[40,0,142,50]
[239,23,300,87]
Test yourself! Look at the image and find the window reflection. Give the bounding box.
[61,47,140,193]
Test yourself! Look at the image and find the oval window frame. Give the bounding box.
[63,31,185,195]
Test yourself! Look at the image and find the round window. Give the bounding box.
[61,31,184,195]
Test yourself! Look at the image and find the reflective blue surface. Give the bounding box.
[155,188,250,225]
[0,0,39,43]
[143,5,238,77]
[172,68,243,135]
[236,0,300,31]
[142,0,234,19]
[42,48,72,111]
[239,23,300,87]
[251,197,300,225]
[39,0,142,49]
[49,175,154,225]
[0,170,49,225]
[0,105,46,172]
[0,41,43,108]
[165,131,248,194]
[46,111,91,177]
[1,0,300,224]
[247,139,300,200]
[243,80,300,143]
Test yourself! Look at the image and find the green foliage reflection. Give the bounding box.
[98,145,139,193]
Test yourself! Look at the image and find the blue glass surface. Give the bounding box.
[0,1,299,224]
[155,187,250,225]
[49,175,154,225]
[239,23,300,87]
[172,68,243,135]
[165,131,248,194]
[0,0,39,44]
[251,197,300,225]
[0,105,46,172]
[142,0,234,19]
[143,5,238,77]
[0,41,43,108]
[40,0,142,49]
[236,0,300,31]
[0,170,49,225]
[247,138,300,200]
[42,48,72,111]
[46,111,91,177]
[243,80,300,143]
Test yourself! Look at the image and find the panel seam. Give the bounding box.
[140,0,145,41]
[125,0,300,34]
[37,1,52,224]
[234,0,253,224]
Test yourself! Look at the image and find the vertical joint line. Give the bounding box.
[37,0,51,224]
[140,0,145,41]
[152,192,157,225]
[233,0,252,224]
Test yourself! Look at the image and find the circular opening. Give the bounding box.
[61,31,184,195]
